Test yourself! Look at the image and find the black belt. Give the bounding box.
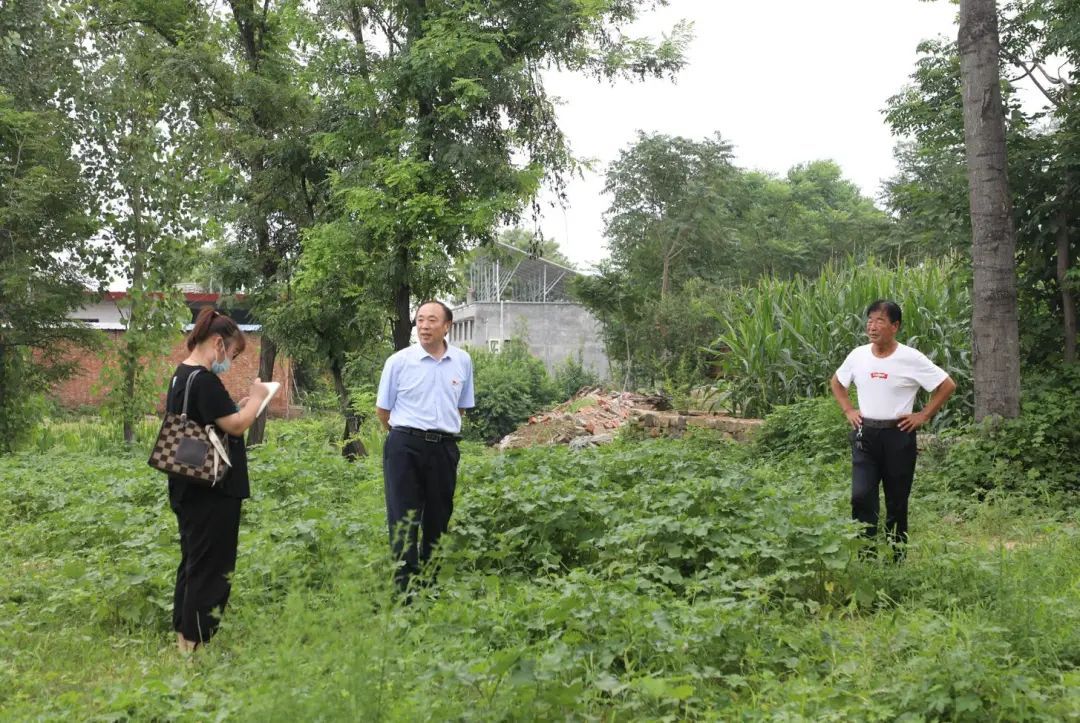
[861,418,899,429]
[392,427,461,443]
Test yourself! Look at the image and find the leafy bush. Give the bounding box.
[0,349,59,453]
[463,340,556,443]
[930,365,1080,499]
[576,275,734,389]
[712,256,972,423]
[755,395,852,463]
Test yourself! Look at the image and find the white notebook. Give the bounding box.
[255,382,281,417]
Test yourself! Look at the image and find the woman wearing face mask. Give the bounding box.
[167,307,269,652]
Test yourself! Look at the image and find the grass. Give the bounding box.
[1,416,1078,720]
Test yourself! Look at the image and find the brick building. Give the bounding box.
[53,292,294,416]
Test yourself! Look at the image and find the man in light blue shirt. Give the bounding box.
[376,300,475,593]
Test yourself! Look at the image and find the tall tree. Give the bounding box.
[129,0,321,445]
[310,0,689,352]
[604,132,739,299]
[885,2,1078,365]
[1015,0,1080,362]
[959,0,1022,418]
[210,1,320,445]
[0,1,105,451]
[79,5,207,443]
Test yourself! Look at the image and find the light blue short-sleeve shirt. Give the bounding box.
[376,343,475,434]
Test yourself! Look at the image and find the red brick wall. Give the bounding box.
[49,330,295,417]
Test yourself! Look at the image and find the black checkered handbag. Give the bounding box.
[148,369,231,486]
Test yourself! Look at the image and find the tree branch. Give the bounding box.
[96,18,181,47]
[1003,50,1062,107]
[369,7,402,54]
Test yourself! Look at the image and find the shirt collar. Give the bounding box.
[412,341,453,361]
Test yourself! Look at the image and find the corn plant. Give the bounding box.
[711,256,972,424]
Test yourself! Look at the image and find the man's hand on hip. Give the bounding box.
[844,408,863,429]
[897,411,929,432]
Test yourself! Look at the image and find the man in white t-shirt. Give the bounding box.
[830,299,957,558]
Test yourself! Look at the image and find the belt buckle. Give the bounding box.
[424,431,441,443]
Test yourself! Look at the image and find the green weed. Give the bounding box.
[1,417,1077,720]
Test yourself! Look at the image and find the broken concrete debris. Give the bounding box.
[497,388,763,450]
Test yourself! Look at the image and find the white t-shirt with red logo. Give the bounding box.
[834,343,949,420]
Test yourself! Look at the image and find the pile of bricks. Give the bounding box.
[498,388,667,450]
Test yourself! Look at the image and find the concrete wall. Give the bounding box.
[450,302,610,379]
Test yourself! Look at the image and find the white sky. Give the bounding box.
[535,0,960,269]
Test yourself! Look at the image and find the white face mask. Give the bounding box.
[211,339,231,375]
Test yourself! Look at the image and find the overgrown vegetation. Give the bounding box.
[574,144,896,390]
[927,365,1080,500]
[713,256,973,421]
[463,341,558,444]
[2,416,1078,720]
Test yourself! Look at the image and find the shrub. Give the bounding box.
[931,365,1080,499]
[463,340,556,443]
[755,396,852,464]
[551,352,602,401]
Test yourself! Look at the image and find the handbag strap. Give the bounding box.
[166,368,203,420]
[180,368,202,420]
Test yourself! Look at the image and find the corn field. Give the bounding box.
[711,257,972,425]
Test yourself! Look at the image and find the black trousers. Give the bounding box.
[169,481,242,644]
[382,429,460,590]
[850,426,918,546]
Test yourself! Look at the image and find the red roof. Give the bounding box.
[101,291,247,303]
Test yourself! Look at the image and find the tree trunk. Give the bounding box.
[123,183,146,444]
[958,0,1022,420]
[330,357,366,460]
[1057,208,1077,363]
[391,240,412,350]
[660,252,671,300]
[392,280,412,351]
[0,342,7,452]
[388,1,434,353]
[246,335,277,446]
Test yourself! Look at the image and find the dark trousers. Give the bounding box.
[382,429,460,591]
[851,426,918,547]
[169,481,242,644]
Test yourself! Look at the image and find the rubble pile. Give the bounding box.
[498,388,762,450]
[497,388,668,450]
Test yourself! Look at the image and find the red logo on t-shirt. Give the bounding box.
[870,372,889,380]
